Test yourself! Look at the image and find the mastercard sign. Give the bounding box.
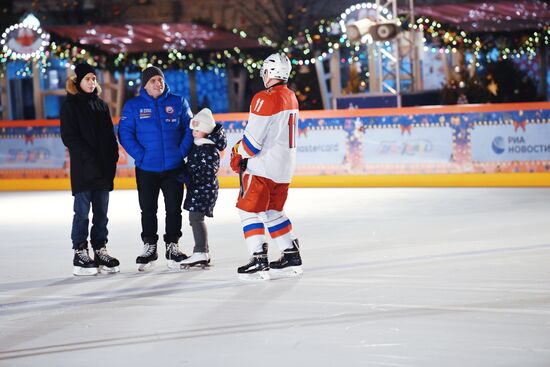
[1,14,50,60]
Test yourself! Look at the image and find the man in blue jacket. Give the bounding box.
[119,66,194,271]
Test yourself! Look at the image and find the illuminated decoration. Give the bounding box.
[410,16,550,61]
[0,4,548,81]
[278,3,549,67]
[278,21,339,70]
[32,22,272,77]
[412,0,549,33]
[338,2,396,44]
[0,14,50,61]
[487,80,499,96]
[275,3,403,69]
[46,23,260,54]
[347,19,399,42]
[271,3,401,69]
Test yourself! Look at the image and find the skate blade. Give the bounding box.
[99,265,120,274]
[138,261,155,272]
[73,266,98,276]
[269,266,303,279]
[180,260,209,270]
[166,260,183,270]
[238,271,271,282]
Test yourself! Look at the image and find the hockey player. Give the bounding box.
[119,66,194,271]
[230,53,303,281]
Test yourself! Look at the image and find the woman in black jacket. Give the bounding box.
[60,63,120,276]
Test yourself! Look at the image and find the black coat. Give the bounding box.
[60,85,119,195]
[183,124,227,217]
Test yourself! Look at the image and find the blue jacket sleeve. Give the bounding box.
[118,101,145,165]
[179,97,194,158]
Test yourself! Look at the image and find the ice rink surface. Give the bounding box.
[0,187,549,366]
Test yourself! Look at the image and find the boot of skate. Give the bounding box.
[165,242,188,269]
[73,242,98,276]
[94,243,120,274]
[238,243,270,281]
[269,239,303,277]
[136,242,158,271]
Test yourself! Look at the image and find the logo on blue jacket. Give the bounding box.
[139,108,152,119]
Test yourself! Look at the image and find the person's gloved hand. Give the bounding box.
[230,141,243,174]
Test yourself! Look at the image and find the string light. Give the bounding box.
[1,14,51,61]
[0,7,548,79]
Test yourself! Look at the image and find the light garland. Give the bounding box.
[1,8,549,80]
[0,18,278,77]
[412,16,549,61]
[0,14,50,61]
[278,4,549,67]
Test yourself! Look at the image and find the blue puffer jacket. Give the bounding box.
[118,86,194,172]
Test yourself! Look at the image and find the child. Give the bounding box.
[60,63,120,276]
[180,108,227,268]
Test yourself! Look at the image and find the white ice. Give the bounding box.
[1,188,550,366]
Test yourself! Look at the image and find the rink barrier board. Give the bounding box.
[3,102,550,126]
[1,173,549,191]
[1,102,550,190]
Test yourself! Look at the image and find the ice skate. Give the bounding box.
[165,242,188,269]
[180,252,210,270]
[238,243,270,281]
[94,246,120,274]
[73,242,98,276]
[136,242,158,271]
[269,239,303,278]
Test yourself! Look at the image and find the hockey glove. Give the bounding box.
[230,141,243,174]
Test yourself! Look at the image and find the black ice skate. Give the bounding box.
[136,243,158,271]
[165,242,188,269]
[269,239,303,278]
[73,242,98,276]
[180,252,210,270]
[94,245,120,274]
[238,243,270,281]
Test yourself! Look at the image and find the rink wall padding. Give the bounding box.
[1,102,550,190]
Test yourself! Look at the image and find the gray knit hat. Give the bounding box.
[141,66,164,86]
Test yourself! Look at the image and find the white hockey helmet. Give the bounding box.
[260,53,291,87]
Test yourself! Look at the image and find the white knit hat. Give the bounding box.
[190,108,216,134]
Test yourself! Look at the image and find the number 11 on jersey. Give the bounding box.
[288,113,297,148]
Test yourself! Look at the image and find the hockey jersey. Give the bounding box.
[237,84,299,183]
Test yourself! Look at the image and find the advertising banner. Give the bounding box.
[296,129,347,165]
[1,103,549,180]
[220,126,348,170]
[363,126,453,164]
[0,137,66,169]
[471,124,550,162]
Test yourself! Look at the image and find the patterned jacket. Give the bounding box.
[184,124,227,217]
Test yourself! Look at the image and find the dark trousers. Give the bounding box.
[136,167,183,244]
[71,190,110,249]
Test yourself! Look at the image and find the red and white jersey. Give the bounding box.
[238,84,299,183]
